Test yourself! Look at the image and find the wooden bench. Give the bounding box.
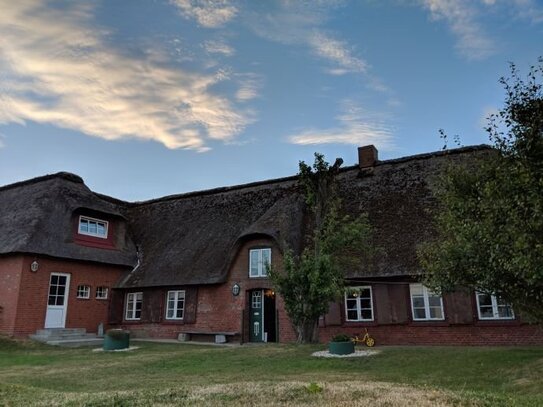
[179,331,239,344]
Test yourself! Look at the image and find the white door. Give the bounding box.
[44,273,70,328]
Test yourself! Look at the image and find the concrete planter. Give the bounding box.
[103,329,130,351]
[328,341,355,355]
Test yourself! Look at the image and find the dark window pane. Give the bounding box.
[347,310,358,320]
[479,306,494,318]
[414,308,426,319]
[360,299,371,309]
[361,309,372,320]
[478,294,492,306]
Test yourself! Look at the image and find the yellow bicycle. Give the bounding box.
[351,328,375,347]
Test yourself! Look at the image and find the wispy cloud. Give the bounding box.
[171,0,238,28]
[203,39,235,56]
[235,74,262,102]
[0,1,251,152]
[513,0,543,23]
[288,101,395,150]
[308,32,367,74]
[421,0,496,60]
[246,2,368,76]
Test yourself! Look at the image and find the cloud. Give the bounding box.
[509,0,543,23]
[203,40,235,56]
[236,74,262,102]
[246,2,368,76]
[421,0,496,60]
[0,1,251,152]
[171,0,238,28]
[288,101,395,150]
[308,32,367,74]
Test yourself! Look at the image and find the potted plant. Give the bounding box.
[103,329,130,351]
[329,333,354,355]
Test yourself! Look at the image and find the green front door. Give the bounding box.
[250,290,263,342]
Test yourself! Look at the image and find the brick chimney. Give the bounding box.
[358,145,378,168]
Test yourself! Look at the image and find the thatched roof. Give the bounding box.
[0,145,492,287]
[120,180,305,287]
[0,172,136,266]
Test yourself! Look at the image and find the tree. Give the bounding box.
[419,58,543,323]
[269,153,373,343]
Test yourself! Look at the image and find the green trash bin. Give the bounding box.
[103,329,130,351]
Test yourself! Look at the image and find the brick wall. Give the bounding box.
[319,323,543,346]
[0,255,24,336]
[119,237,297,342]
[115,240,543,346]
[6,255,127,337]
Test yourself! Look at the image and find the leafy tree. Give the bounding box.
[269,153,373,343]
[419,59,543,322]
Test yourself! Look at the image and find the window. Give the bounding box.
[345,286,374,321]
[78,216,108,238]
[125,292,142,320]
[476,292,514,320]
[410,284,444,321]
[249,248,271,278]
[77,285,90,299]
[96,286,108,300]
[165,290,185,320]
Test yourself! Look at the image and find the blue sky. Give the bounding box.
[0,0,542,201]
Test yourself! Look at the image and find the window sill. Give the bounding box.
[408,320,450,327]
[76,297,90,300]
[163,320,186,325]
[343,321,377,327]
[474,319,520,327]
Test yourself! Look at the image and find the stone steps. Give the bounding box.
[30,328,103,347]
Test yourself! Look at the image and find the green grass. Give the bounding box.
[0,337,541,406]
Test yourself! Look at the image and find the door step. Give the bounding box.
[30,328,103,347]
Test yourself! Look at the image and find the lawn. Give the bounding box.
[0,337,541,406]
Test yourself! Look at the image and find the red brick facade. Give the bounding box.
[0,255,127,337]
[2,245,542,345]
[114,237,543,346]
[119,238,297,343]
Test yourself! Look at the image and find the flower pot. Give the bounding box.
[103,330,130,351]
[329,341,354,355]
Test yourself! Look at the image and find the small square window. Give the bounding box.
[77,285,90,299]
[96,286,108,300]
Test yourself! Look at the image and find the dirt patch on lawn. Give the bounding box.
[1,380,470,406]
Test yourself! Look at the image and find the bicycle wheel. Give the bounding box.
[366,337,375,347]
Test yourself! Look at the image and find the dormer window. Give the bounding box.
[249,248,271,278]
[78,216,108,239]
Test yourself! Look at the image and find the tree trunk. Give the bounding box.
[296,318,319,344]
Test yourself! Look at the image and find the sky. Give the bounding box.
[0,0,542,201]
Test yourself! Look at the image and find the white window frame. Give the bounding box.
[125,292,142,321]
[95,286,108,300]
[78,215,108,239]
[165,290,185,320]
[409,283,445,321]
[476,292,515,320]
[249,248,271,278]
[76,285,90,299]
[344,286,374,322]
